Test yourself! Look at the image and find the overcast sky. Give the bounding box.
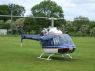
[0,0,95,21]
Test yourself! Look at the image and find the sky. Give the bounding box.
[0,0,95,21]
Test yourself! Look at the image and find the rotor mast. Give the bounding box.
[51,18,54,27]
[49,17,57,27]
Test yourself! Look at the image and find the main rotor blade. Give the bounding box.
[57,18,64,20]
[31,16,48,19]
[0,15,64,20]
[0,15,26,18]
[48,17,64,20]
[0,15,48,19]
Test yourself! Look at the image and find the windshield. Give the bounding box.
[58,34,75,45]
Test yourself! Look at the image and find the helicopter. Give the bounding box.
[19,17,76,60]
[0,15,76,60]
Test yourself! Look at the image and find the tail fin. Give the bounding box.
[18,26,25,47]
[21,37,23,47]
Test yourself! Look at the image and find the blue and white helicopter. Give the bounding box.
[20,17,76,60]
[0,15,76,60]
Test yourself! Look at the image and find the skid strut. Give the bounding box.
[37,53,44,59]
[37,53,54,60]
[62,54,72,59]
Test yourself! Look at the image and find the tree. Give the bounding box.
[79,24,89,35]
[15,18,25,27]
[65,21,74,33]
[31,0,65,31]
[31,0,64,17]
[0,20,11,29]
[73,16,90,32]
[24,16,39,34]
[0,5,10,21]
[8,4,25,16]
[15,18,25,34]
[90,27,95,36]
[89,21,95,29]
[0,4,25,21]
[0,20,4,29]
[4,20,11,29]
[0,5,9,15]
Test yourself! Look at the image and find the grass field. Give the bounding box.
[0,36,95,71]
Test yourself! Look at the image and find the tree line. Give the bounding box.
[0,0,95,36]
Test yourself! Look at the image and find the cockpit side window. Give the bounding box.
[53,36,60,46]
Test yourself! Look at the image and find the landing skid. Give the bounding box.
[37,53,54,60]
[37,53,72,60]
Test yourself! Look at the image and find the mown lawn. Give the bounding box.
[0,36,95,71]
